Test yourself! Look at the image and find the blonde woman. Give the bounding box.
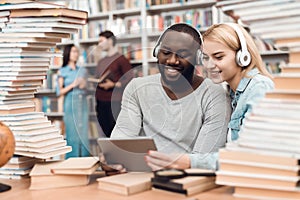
[202,23,274,141]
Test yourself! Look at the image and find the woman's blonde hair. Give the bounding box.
[203,23,273,79]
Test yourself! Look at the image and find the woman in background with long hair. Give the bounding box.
[56,44,90,158]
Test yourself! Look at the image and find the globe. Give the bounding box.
[0,122,15,167]
[0,122,15,192]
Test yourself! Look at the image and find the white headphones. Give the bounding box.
[152,23,203,65]
[224,23,251,67]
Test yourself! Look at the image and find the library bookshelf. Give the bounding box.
[36,0,290,156]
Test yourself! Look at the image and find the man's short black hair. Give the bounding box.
[165,23,202,48]
[99,30,116,46]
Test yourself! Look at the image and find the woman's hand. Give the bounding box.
[145,151,191,171]
[71,79,80,88]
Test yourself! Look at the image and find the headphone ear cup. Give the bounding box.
[236,50,243,67]
[236,50,251,67]
[153,44,160,57]
[196,49,202,65]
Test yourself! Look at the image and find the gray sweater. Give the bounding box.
[111,74,231,170]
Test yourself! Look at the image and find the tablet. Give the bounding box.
[97,137,157,172]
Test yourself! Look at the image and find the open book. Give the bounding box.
[88,70,111,83]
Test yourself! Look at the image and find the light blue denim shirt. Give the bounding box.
[228,68,274,141]
[56,65,88,96]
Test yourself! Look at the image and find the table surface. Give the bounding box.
[0,177,250,200]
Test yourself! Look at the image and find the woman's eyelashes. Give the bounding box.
[215,54,224,60]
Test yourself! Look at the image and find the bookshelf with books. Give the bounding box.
[69,0,220,77]
[79,0,287,77]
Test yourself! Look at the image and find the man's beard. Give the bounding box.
[158,63,195,91]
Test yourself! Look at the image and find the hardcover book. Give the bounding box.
[51,157,100,175]
[97,172,153,196]
[219,159,300,177]
[0,32,70,38]
[219,148,300,166]
[152,180,217,196]
[9,7,88,19]
[9,16,87,25]
[234,186,300,200]
[29,161,90,190]
[15,146,72,159]
[216,170,300,189]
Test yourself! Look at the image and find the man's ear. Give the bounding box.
[108,38,113,46]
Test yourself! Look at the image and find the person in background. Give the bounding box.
[57,44,90,158]
[202,23,274,141]
[95,30,133,138]
[106,23,231,172]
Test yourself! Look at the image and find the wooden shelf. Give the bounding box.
[79,38,98,45]
[88,13,109,21]
[260,50,289,63]
[111,7,141,18]
[88,8,141,21]
[57,39,74,47]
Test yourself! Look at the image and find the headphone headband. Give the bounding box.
[224,23,251,67]
[224,23,247,53]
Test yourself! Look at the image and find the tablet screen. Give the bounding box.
[97,137,157,172]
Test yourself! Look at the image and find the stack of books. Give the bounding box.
[0,156,41,179]
[29,157,100,190]
[216,72,300,199]
[0,0,87,178]
[151,169,217,196]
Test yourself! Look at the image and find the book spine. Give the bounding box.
[152,183,187,195]
[151,177,184,190]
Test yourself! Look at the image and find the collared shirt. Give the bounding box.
[228,68,274,141]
